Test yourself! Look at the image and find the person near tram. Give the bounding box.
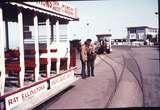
[87,40,97,77]
[80,40,89,79]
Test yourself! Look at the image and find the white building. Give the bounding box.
[127,26,158,44]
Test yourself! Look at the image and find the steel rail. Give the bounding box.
[127,51,145,106]
[105,51,145,106]
[98,54,126,107]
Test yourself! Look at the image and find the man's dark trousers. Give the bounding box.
[81,59,86,78]
[87,59,95,76]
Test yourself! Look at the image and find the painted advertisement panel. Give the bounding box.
[5,82,48,110]
[24,2,77,19]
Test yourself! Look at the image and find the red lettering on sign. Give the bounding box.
[8,96,19,106]
[22,84,46,100]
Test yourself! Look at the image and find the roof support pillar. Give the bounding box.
[56,20,60,74]
[46,17,51,78]
[0,3,6,95]
[34,12,40,82]
[67,23,70,70]
[18,8,25,88]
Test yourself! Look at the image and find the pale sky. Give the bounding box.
[67,0,158,42]
[5,0,158,48]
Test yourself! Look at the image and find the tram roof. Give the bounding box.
[96,34,112,37]
[3,1,79,21]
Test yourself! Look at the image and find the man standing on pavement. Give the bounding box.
[80,40,89,79]
[87,39,97,77]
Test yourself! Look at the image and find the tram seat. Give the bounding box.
[39,49,58,76]
[60,58,67,70]
[5,62,21,75]
[39,49,48,54]
[39,49,48,65]
[40,58,48,64]
[50,49,57,62]
[51,58,57,62]
[5,62,21,86]
[24,49,36,55]
[5,52,11,58]
[25,59,36,68]
[50,49,58,62]
[5,49,20,60]
[5,49,21,86]
[5,49,20,75]
[50,49,57,53]
[39,49,48,77]
[24,49,36,80]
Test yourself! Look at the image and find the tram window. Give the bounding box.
[24,31,32,39]
[51,25,56,43]
[24,26,29,31]
[59,25,67,42]
[23,26,32,39]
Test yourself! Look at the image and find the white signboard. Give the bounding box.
[5,82,48,110]
[24,2,77,19]
[50,70,74,88]
[129,33,136,39]
[138,33,145,40]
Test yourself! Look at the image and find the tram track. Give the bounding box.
[33,48,145,109]
[34,55,122,110]
[105,49,145,106]
[98,54,126,107]
[126,51,145,106]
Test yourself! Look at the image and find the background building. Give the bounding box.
[127,26,158,45]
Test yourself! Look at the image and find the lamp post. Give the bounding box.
[155,0,159,45]
[155,11,159,45]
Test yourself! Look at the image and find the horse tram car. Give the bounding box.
[0,1,79,110]
[96,33,112,54]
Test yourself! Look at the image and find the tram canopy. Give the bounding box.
[5,1,79,21]
[96,34,112,37]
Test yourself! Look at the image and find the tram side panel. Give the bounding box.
[5,70,75,110]
[2,42,77,110]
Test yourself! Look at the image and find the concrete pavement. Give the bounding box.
[35,48,144,109]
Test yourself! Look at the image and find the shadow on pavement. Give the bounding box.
[33,85,75,110]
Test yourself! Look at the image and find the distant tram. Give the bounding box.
[0,2,79,110]
[96,34,112,54]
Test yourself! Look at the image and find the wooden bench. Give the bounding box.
[24,49,36,80]
[39,49,58,77]
[5,49,21,86]
[5,50,20,75]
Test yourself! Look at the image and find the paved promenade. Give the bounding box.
[35,50,143,109]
